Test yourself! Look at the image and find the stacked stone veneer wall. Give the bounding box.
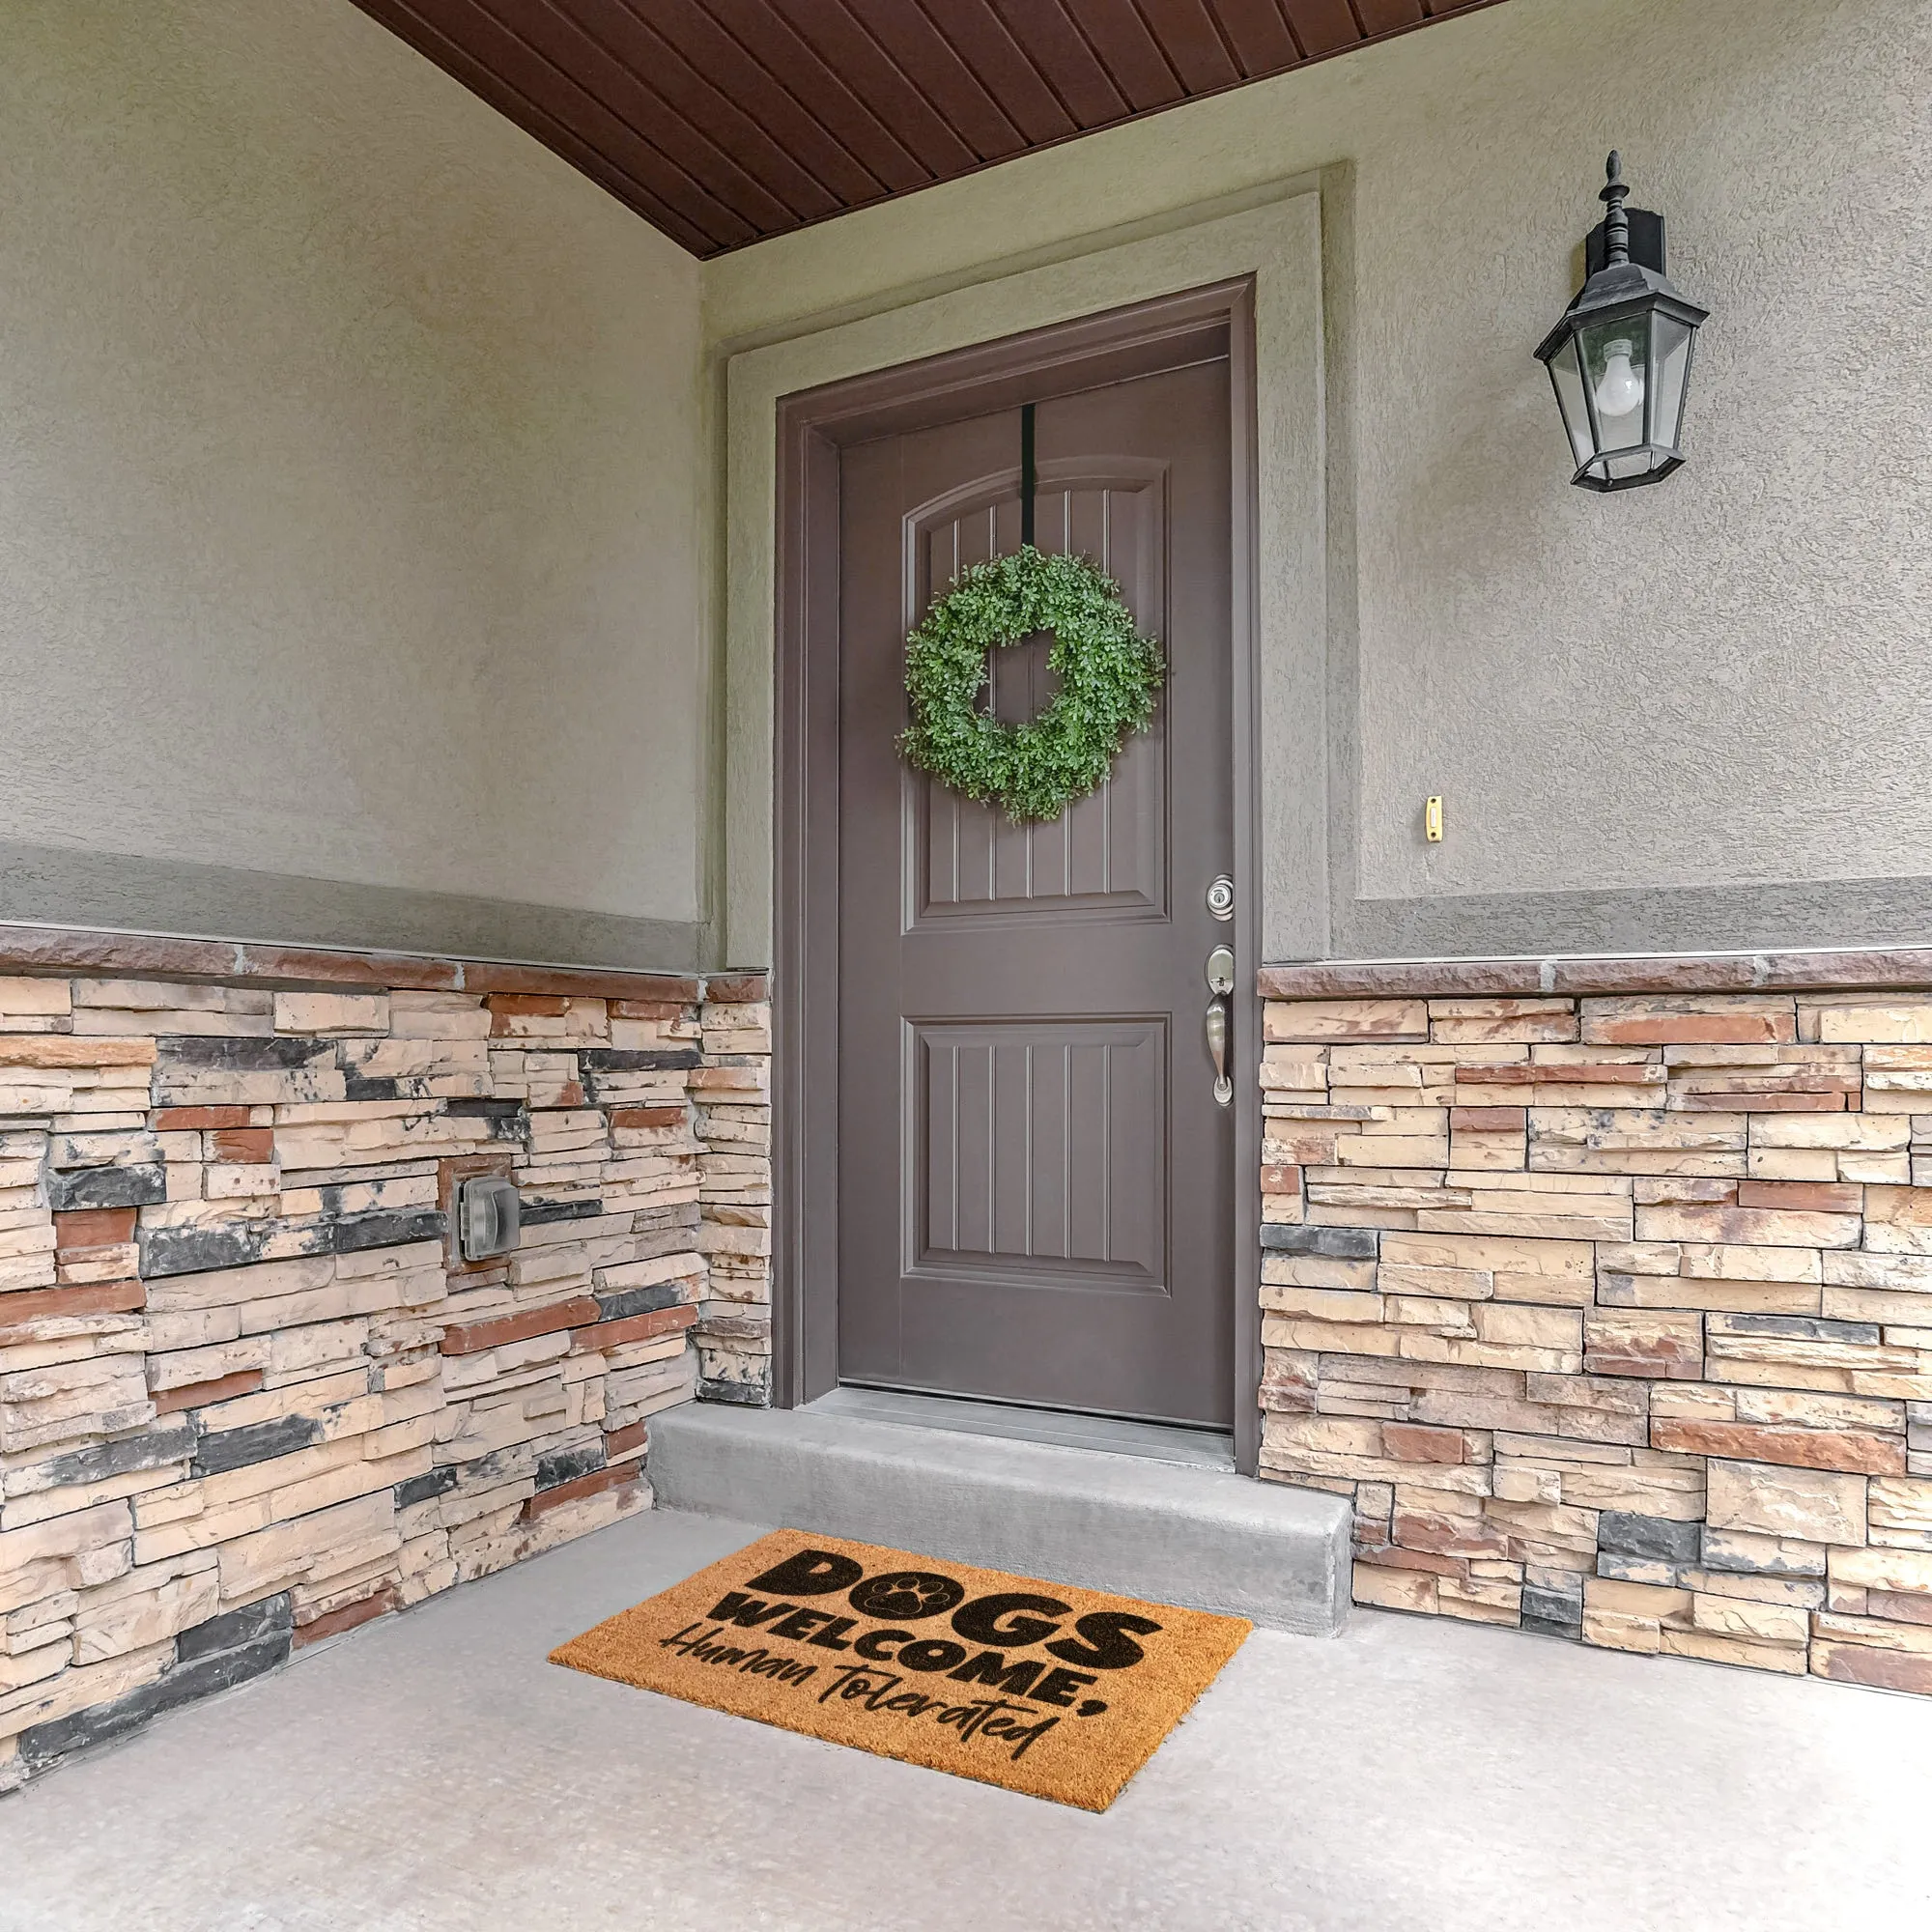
[1257,970,1932,1695]
[0,936,769,1790]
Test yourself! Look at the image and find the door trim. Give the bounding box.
[772,280,1264,1475]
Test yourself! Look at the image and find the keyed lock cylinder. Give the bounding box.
[458,1174,521,1262]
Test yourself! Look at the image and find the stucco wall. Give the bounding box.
[704,0,1932,960]
[0,0,706,964]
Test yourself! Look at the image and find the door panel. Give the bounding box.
[913,1018,1166,1287]
[913,462,1168,924]
[838,356,1233,1425]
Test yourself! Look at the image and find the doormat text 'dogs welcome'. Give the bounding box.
[549,1529,1251,1810]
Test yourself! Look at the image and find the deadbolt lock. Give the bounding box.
[1207,873,1236,921]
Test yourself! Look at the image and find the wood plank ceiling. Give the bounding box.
[352,1,1507,258]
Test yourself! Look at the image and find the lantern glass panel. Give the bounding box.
[1649,310,1695,452]
[1577,313,1652,457]
[1603,446,1662,485]
[1545,334,1594,469]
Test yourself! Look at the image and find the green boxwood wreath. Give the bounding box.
[897,545,1165,824]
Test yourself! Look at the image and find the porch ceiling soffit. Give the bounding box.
[348,0,1509,257]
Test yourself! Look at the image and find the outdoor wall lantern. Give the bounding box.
[1535,153,1708,491]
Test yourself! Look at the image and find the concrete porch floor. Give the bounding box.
[1,1510,1927,1932]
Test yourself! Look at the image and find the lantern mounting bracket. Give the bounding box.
[1587,208,1665,278]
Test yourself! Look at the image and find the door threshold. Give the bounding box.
[809,1384,1236,1473]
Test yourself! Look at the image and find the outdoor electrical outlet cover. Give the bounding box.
[458,1174,521,1261]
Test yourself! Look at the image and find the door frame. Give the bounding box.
[771,279,1264,1475]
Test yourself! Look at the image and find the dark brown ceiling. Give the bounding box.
[353,1,1506,258]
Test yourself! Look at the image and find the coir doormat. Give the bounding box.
[550,1528,1250,1811]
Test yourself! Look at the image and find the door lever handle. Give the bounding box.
[1205,998,1233,1107]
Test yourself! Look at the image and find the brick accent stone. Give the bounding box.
[1260,981,1932,1694]
[0,952,767,1784]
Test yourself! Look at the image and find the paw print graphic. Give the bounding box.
[848,1571,966,1621]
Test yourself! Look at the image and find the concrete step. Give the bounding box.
[647,1401,1352,1635]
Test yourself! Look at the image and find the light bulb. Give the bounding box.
[1594,338,1645,420]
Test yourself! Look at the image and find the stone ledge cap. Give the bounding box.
[1260,945,1932,1000]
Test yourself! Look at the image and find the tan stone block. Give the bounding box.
[1599,1272,1821,1316]
[71,1564,219,1665]
[1350,1561,1437,1613]
[1861,1186,1932,1256]
[1393,1329,1581,1376]
[1635,1204,1858,1249]
[1493,1464,1560,1504]
[0,1354,154,1454]
[1869,1476,1932,1549]
[1484,1497,1600,1557]
[1261,1253,1378,1292]
[1265,1414,1396,1459]
[1411,1203,1632,1245]
[386,992,491,1039]
[1472,1304,1581,1350]
[1752,1115,1909,1151]
[1662,1626,1806,1671]
[1559,1468,1705,1517]
[1437,1577,1521,1623]
[1262,1319,1403,1357]
[1493,1430,1629,1467]
[1582,1606,1663,1652]
[1267,1001,1427,1043]
[214,1492,398,1605]
[1841,1151,1913,1185]
[1815,1004,1932,1044]
[1828,1544,1932,1595]
[1596,1240,1682,1276]
[1734,1387,1904,1434]
[1428,1000,1577,1044]
[1689,1592,1809,1643]
[1582,1309,1703,1380]
[271,992,390,1037]
[0,1036,156,1069]
[1331,1136,1449,1169]
[1811,1610,1932,1655]
[1584,1577,1691,1619]
[1532,1107,1747,1179]
[1824,1250,1932,1291]
[1676,1242,1823,1284]
[141,1253,333,1316]
[0,980,72,1020]
[1378,1263,1492,1302]
[1705,1459,1866,1543]
[1383,1298,1468,1345]
[1747,1145,1838,1182]
[1260,1286,1384,1323]
[1260,1051,1329,1093]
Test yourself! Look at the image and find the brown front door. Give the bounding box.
[837,355,1234,1427]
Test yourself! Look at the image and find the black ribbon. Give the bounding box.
[1019,401,1037,549]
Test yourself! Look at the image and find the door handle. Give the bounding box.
[1204,943,1235,1107]
[1205,998,1233,1107]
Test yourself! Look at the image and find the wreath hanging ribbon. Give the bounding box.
[897,545,1165,825]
